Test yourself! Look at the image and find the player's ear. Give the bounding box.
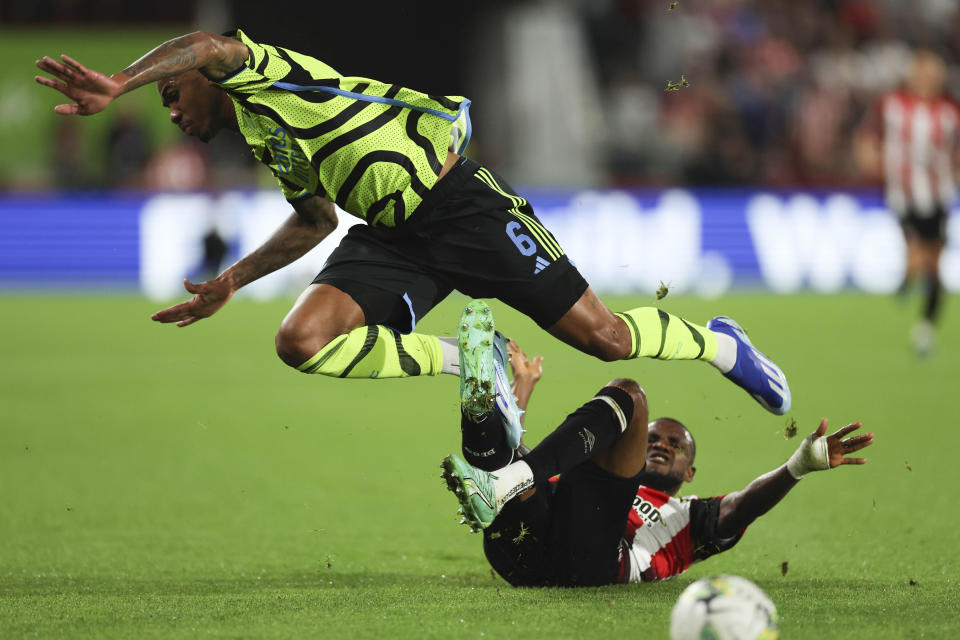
[684,465,696,483]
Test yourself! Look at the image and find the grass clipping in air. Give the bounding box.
[665,75,690,92]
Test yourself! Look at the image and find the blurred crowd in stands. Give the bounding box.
[50,112,258,191]
[27,0,960,189]
[585,0,960,186]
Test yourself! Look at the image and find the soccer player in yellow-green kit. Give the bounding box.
[35,29,790,454]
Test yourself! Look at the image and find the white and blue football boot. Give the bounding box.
[707,316,791,415]
[493,330,525,449]
[458,300,525,450]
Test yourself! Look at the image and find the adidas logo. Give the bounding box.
[533,255,551,274]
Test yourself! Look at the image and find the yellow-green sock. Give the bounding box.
[614,308,718,362]
[297,325,443,378]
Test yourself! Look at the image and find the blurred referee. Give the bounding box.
[857,49,958,355]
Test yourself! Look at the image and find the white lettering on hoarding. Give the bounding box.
[747,193,960,294]
[139,190,960,300]
[538,189,732,298]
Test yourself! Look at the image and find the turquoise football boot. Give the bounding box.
[441,454,499,532]
[458,300,496,421]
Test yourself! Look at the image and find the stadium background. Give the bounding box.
[2,1,958,638]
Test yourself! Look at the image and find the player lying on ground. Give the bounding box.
[442,310,873,586]
[35,30,790,448]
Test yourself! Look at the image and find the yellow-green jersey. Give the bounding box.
[215,29,472,228]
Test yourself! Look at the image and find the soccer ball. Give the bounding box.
[669,575,779,640]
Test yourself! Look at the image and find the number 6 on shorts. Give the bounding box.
[506,221,537,256]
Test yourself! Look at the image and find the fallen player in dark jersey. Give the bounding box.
[442,310,874,587]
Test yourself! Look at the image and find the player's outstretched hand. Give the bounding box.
[506,339,543,385]
[35,55,122,116]
[815,418,874,467]
[151,278,235,328]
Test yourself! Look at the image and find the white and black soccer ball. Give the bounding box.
[669,575,780,640]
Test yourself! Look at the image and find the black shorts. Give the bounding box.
[482,401,641,587]
[900,205,948,243]
[313,157,588,333]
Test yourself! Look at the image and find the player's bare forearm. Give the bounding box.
[36,31,248,117]
[715,466,798,539]
[715,420,872,538]
[513,379,536,423]
[151,197,335,327]
[221,197,337,290]
[506,340,542,427]
[513,375,537,484]
[115,31,248,95]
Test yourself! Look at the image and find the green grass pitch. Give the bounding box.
[1,293,957,638]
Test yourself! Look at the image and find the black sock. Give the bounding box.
[897,273,912,298]
[461,410,513,470]
[924,273,943,323]
[521,386,634,486]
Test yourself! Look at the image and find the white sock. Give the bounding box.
[492,460,534,509]
[438,336,460,376]
[710,332,737,374]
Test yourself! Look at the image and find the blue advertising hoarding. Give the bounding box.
[1,188,957,298]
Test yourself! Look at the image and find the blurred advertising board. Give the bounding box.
[1,188,958,298]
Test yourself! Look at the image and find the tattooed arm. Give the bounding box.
[151,196,339,327]
[222,197,338,291]
[35,31,248,116]
[120,32,249,84]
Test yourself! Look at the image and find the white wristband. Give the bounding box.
[786,434,830,479]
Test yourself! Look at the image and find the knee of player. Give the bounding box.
[586,329,630,362]
[275,322,333,369]
[607,378,648,422]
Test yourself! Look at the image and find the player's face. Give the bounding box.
[909,52,947,99]
[643,419,695,483]
[158,72,227,143]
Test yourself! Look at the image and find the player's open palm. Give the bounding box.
[507,339,543,384]
[151,278,235,328]
[816,419,874,467]
[35,55,122,116]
